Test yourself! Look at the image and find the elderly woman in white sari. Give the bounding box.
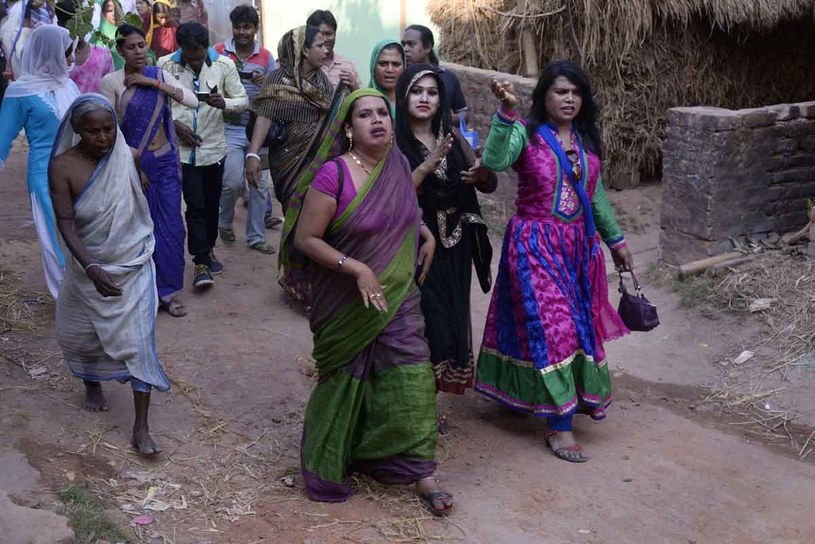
[48,93,170,456]
[0,24,79,298]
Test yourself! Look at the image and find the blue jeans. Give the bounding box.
[219,124,270,245]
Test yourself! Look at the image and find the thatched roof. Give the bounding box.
[429,0,815,184]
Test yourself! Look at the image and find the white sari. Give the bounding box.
[52,94,170,392]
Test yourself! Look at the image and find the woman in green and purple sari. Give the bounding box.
[290,88,454,515]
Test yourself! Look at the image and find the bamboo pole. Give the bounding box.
[516,0,539,77]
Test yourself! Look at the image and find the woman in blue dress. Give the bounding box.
[0,24,80,298]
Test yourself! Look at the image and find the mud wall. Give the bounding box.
[443,62,536,209]
[660,103,815,265]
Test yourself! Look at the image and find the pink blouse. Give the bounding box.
[311,159,358,218]
[69,46,115,94]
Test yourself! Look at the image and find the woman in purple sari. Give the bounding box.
[100,24,197,316]
[288,89,454,516]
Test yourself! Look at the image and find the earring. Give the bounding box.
[347,132,353,150]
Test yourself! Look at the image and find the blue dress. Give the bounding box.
[0,85,79,297]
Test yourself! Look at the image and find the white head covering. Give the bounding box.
[5,24,73,99]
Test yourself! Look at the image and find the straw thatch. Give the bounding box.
[429,0,815,183]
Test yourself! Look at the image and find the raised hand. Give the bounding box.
[490,77,518,109]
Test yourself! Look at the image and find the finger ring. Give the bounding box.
[374,293,382,298]
[368,293,375,298]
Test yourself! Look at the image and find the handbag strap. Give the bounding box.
[618,271,641,294]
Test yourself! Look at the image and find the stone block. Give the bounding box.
[799,101,815,119]
[771,167,815,185]
[773,104,801,122]
[774,138,799,154]
[741,108,778,128]
[667,107,743,132]
[0,490,74,544]
[801,135,815,153]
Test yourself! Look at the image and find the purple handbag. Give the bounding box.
[617,271,659,332]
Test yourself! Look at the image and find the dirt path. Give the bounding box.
[1,147,814,543]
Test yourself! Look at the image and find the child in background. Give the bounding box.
[148,0,176,58]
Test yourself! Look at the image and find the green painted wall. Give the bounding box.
[259,0,436,80]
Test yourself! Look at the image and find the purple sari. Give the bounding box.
[117,66,185,300]
[292,89,437,502]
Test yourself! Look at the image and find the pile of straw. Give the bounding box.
[429,0,815,181]
[0,269,45,332]
[702,253,815,456]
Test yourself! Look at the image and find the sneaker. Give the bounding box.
[208,251,224,275]
[193,264,214,290]
[249,240,276,255]
[219,227,236,246]
[265,214,283,229]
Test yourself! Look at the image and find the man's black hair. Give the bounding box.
[306,9,337,31]
[230,4,259,27]
[177,22,210,49]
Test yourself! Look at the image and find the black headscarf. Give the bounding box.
[394,63,474,212]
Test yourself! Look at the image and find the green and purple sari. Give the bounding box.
[291,89,438,502]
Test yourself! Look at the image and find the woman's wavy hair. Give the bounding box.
[527,60,603,159]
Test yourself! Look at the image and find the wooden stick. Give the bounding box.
[677,251,746,278]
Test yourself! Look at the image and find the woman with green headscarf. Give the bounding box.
[368,39,404,113]
[91,0,126,69]
[286,87,453,516]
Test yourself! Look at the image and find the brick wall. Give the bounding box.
[659,103,815,265]
[442,62,537,207]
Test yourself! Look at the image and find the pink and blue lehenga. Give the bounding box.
[476,110,629,426]
[116,66,185,301]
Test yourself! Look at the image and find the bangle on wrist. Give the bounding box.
[85,262,101,274]
[245,152,261,162]
[334,255,348,272]
[154,79,161,90]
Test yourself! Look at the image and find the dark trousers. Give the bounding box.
[182,160,224,265]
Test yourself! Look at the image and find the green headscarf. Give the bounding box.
[367,39,405,100]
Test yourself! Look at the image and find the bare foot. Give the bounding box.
[546,430,589,463]
[415,476,454,516]
[159,299,187,317]
[82,381,109,412]
[131,426,161,457]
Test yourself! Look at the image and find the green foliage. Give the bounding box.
[58,486,130,544]
[123,11,144,30]
[60,0,146,45]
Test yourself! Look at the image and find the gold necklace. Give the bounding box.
[348,151,372,175]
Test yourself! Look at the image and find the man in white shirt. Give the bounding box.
[158,22,248,289]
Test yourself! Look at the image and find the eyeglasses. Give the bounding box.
[565,149,582,180]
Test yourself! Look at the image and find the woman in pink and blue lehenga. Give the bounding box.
[100,24,198,316]
[476,60,634,463]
